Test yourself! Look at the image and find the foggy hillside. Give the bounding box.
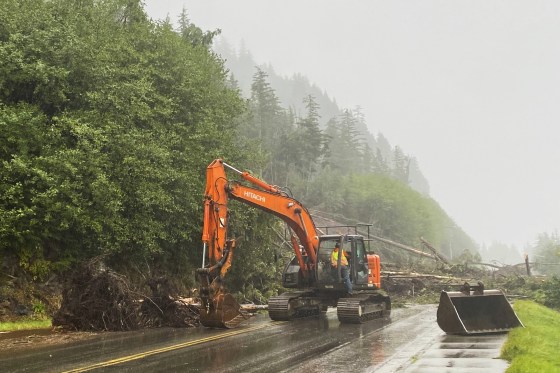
[213,37,430,196]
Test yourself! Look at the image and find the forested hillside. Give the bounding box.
[0,0,479,307]
[213,38,431,196]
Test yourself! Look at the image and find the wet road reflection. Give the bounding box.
[0,304,436,372]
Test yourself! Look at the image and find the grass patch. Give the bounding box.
[0,319,52,332]
[501,300,560,372]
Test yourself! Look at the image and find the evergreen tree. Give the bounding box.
[249,67,281,141]
[408,157,430,195]
[532,232,560,275]
[373,147,390,175]
[325,109,365,174]
[486,242,521,265]
[376,133,393,168]
[245,67,292,183]
[178,8,220,47]
[392,146,410,184]
[295,95,328,177]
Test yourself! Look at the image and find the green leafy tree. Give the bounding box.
[226,209,287,302]
[0,0,248,283]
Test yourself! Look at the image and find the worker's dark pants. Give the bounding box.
[341,265,352,293]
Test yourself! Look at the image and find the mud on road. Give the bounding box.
[0,328,99,352]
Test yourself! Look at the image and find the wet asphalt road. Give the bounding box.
[0,304,509,372]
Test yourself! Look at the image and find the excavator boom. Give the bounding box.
[197,159,320,328]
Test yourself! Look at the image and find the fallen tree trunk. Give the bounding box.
[419,238,450,264]
[382,271,455,280]
[370,235,437,260]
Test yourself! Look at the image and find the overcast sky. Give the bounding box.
[144,1,560,254]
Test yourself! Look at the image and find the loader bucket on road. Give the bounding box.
[437,284,523,335]
[199,292,248,328]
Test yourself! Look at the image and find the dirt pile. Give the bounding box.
[52,259,200,331]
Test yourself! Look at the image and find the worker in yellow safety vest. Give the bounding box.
[331,242,352,294]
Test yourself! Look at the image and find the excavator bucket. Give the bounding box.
[199,292,248,328]
[437,283,523,334]
[197,268,247,328]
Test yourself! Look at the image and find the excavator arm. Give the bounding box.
[227,182,318,272]
[197,159,319,328]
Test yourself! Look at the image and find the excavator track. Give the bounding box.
[337,293,391,323]
[268,291,321,321]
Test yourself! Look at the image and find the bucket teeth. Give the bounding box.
[199,293,248,328]
[224,312,249,328]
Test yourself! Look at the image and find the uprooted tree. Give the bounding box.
[53,258,200,331]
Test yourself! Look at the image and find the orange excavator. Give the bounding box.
[196,159,391,328]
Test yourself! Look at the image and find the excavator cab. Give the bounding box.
[437,282,524,334]
[316,238,350,288]
[316,239,341,284]
[315,236,371,289]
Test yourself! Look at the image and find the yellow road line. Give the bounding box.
[62,323,275,373]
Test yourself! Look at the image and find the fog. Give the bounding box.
[144,1,560,254]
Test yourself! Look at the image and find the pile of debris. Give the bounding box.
[138,277,199,328]
[52,258,200,331]
[382,271,457,296]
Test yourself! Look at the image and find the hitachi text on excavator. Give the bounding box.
[196,159,391,328]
